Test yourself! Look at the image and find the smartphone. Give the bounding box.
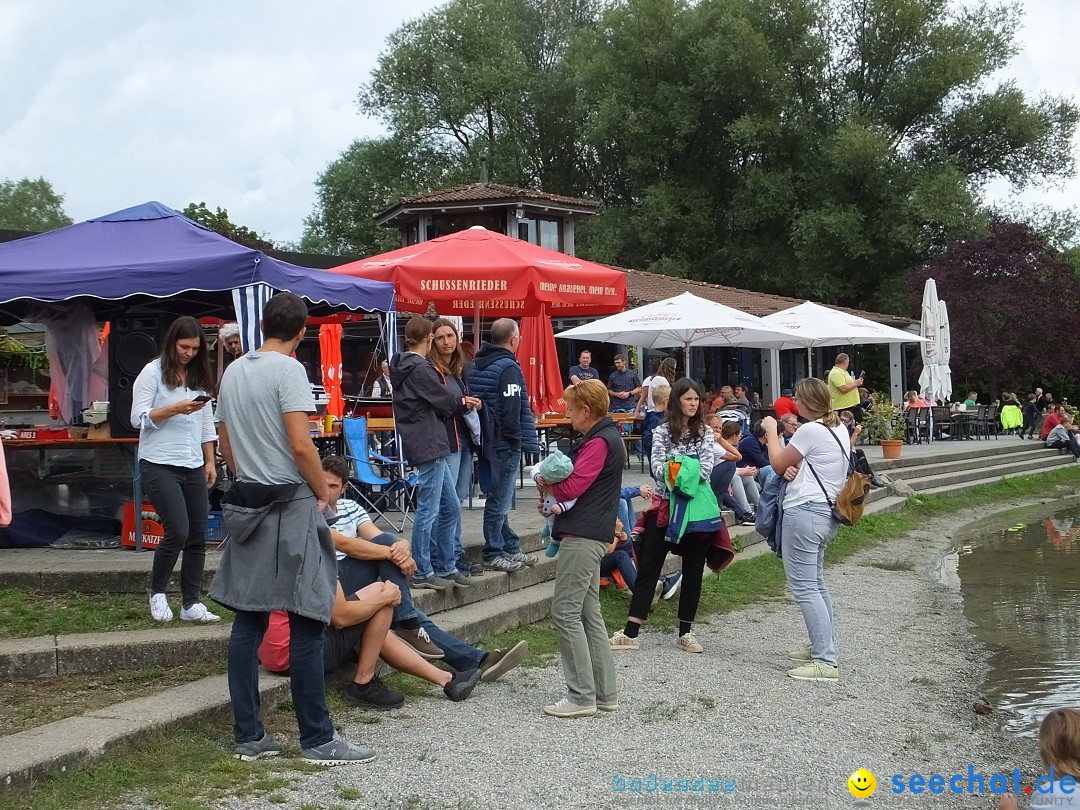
[193,395,212,403]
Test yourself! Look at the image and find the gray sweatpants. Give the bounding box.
[550,536,617,707]
[781,502,840,666]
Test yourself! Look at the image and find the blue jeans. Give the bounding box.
[781,502,839,666]
[447,449,474,567]
[481,448,522,560]
[228,609,333,749]
[600,543,637,591]
[336,535,419,625]
[417,609,483,671]
[412,455,460,579]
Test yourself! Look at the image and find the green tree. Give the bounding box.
[181,202,274,251]
[300,135,473,257]
[0,177,73,231]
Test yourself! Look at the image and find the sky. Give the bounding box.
[0,0,1077,245]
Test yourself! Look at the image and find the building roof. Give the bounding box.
[377,182,600,224]
[618,266,914,327]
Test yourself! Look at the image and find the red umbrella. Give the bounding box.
[516,307,566,415]
[319,323,344,419]
[327,226,626,317]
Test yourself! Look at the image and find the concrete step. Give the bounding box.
[872,438,1051,472]
[880,446,1063,482]
[0,671,290,793]
[899,454,1073,493]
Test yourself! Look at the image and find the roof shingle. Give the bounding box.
[383,183,600,212]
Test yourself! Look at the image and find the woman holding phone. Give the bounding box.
[131,316,220,623]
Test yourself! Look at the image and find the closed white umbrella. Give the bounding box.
[937,300,952,403]
[918,278,946,403]
[556,292,801,349]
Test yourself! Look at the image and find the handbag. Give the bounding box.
[805,425,871,526]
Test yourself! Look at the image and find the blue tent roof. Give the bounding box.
[0,202,394,321]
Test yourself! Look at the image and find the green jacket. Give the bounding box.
[666,455,723,543]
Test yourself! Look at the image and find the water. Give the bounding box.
[944,503,1080,738]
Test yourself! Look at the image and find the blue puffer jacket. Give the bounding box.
[465,343,541,453]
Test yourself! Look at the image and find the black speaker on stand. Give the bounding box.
[109,316,164,437]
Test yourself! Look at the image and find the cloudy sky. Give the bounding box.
[0,0,1076,244]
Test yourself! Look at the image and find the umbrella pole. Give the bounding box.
[472,304,481,348]
[807,346,812,378]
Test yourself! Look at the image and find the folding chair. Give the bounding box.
[341,416,418,532]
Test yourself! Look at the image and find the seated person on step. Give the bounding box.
[318,456,530,691]
[601,517,682,607]
[257,580,482,709]
[1045,413,1080,460]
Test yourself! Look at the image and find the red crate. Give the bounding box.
[121,501,163,550]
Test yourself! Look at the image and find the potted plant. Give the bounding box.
[862,393,906,459]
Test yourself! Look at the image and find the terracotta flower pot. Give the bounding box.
[880,439,903,460]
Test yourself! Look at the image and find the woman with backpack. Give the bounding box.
[761,377,849,682]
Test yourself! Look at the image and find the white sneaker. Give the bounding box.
[180,602,220,622]
[609,630,640,651]
[149,593,173,622]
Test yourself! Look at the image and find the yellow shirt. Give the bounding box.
[828,366,860,410]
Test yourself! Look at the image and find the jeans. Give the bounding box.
[141,460,209,608]
[481,448,522,560]
[1048,437,1080,458]
[710,461,752,520]
[600,543,638,591]
[551,536,617,706]
[447,449,475,567]
[336,533,420,625]
[228,609,333,749]
[732,473,760,509]
[781,502,839,666]
[412,455,460,579]
[417,608,484,671]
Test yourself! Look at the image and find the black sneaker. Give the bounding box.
[739,514,756,526]
[443,668,481,701]
[343,677,405,711]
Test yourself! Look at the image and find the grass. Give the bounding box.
[0,589,234,639]
[6,466,1080,810]
[0,660,227,737]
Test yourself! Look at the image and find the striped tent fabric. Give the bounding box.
[232,281,274,353]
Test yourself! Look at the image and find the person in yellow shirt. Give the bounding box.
[827,353,864,421]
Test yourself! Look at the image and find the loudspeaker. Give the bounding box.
[109,316,164,437]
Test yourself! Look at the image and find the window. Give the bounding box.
[539,219,560,251]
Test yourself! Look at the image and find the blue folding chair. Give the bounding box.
[341,416,418,532]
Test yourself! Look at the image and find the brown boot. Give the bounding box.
[394,626,445,659]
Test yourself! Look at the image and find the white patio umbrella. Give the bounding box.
[761,300,925,375]
[917,278,948,404]
[937,300,953,403]
[555,292,801,375]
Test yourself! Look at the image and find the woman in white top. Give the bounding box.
[762,377,849,682]
[131,316,219,623]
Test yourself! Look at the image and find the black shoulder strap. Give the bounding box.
[804,423,854,507]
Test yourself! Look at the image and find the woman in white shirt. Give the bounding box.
[131,316,219,623]
[762,377,849,682]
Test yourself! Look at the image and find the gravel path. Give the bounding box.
[220,501,1049,810]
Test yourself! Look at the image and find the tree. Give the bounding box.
[300,135,474,257]
[0,177,73,231]
[314,0,1077,309]
[181,202,274,251]
[906,218,1080,394]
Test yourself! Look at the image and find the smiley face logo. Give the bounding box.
[848,769,876,798]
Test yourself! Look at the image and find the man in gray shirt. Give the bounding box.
[210,292,377,766]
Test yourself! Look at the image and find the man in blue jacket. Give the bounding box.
[465,319,543,572]
[738,421,776,487]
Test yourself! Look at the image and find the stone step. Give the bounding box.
[0,671,290,794]
[879,446,1062,482]
[899,453,1073,493]
[872,438,1051,472]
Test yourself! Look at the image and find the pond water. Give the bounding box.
[943,503,1080,738]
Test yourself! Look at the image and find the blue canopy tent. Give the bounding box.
[0,201,396,349]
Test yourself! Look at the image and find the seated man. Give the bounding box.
[258,580,482,709]
[1045,413,1080,460]
[737,421,775,486]
[321,456,529,684]
[772,389,797,420]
